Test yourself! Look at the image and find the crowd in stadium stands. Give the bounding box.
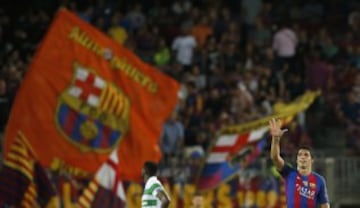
[1,0,360,181]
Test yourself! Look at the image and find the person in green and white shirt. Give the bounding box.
[142,161,171,208]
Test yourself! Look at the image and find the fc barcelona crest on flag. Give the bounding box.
[4,9,180,179]
[56,63,130,152]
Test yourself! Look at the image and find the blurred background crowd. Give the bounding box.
[0,0,360,189]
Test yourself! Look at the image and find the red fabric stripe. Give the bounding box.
[106,159,120,194]
[5,157,33,177]
[21,197,33,208]
[112,174,120,194]
[82,184,96,203]
[25,186,36,200]
[12,138,35,159]
[106,94,115,112]
[13,139,26,150]
[7,146,31,161]
[228,133,250,155]
[63,107,78,135]
[211,133,250,159]
[294,175,301,208]
[82,192,93,204]
[111,97,119,115]
[106,159,117,169]
[78,202,86,208]
[212,146,233,153]
[100,87,110,107]
[100,126,112,148]
[307,173,317,208]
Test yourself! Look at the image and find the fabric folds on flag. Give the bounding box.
[0,132,59,207]
[197,91,320,190]
[4,8,180,181]
[77,151,126,208]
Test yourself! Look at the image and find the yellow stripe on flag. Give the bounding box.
[21,199,33,208]
[22,183,37,208]
[23,190,36,204]
[17,131,38,158]
[11,144,29,160]
[83,189,95,202]
[78,196,91,208]
[77,180,99,208]
[27,184,37,199]
[99,84,109,108]
[6,152,33,173]
[89,181,99,192]
[108,95,118,115]
[4,160,33,180]
[115,94,125,116]
[102,86,114,111]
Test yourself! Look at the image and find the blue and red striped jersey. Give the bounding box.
[280,164,329,208]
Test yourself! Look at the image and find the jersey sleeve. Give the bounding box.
[150,182,163,197]
[279,163,295,178]
[317,176,329,204]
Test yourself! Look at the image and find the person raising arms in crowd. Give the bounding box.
[269,118,330,208]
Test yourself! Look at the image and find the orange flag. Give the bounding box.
[4,9,180,181]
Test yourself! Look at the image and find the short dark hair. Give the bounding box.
[143,161,158,176]
[297,146,314,158]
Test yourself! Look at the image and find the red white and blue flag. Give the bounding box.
[197,91,321,191]
[77,151,126,208]
[197,127,269,191]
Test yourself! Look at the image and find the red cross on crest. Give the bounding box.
[74,73,102,102]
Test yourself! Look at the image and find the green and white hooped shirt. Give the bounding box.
[142,176,167,208]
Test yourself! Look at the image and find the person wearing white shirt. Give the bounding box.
[172,27,197,70]
[272,22,298,73]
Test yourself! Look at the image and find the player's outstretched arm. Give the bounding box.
[269,118,288,171]
[157,189,171,208]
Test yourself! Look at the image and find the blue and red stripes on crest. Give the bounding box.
[58,104,120,149]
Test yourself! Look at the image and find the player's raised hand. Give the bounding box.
[269,118,288,138]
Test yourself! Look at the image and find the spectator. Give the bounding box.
[0,77,10,133]
[160,111,184,166]
[125,3,146,32]
[172,26,197,71]
[77,5,93,23]
[251,17,272,49]
[191,15,213,48]
[153,38,171,67]
[3,0,360,183]
[305,49,333,93]
[172,0,192,17]
[336,90,360,154]
[272,20,298,73]
[219,42,241,73]
[108,11,128,45]
[185,65,206,90]
[241,0,263,35]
